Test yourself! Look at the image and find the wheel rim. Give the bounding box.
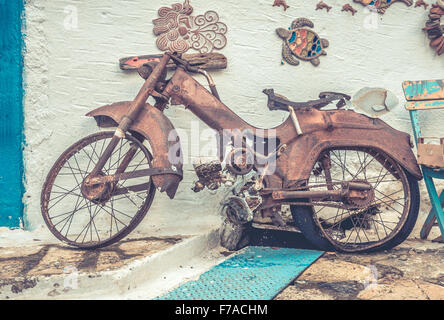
[41,132,155,248]
[309,147,411,252]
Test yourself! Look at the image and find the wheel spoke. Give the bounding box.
[307,147,411,252]
[42,132,155,248]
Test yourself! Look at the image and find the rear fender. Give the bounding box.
[86,101,183,199]
[278,112,422,186]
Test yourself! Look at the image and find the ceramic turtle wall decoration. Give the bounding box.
[276,18,329,66]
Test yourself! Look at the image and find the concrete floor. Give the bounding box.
[0,209,223,300]
[277,242,444,300]
[244,228,444,300]
[0,230,226,300]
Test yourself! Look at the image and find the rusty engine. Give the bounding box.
[191,155,261,225]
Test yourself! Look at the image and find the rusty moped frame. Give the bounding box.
[41,53,422,253]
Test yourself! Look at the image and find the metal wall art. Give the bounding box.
[415,0,429,9]
[272,0,290,11]
[276,18,329,66]
[153,0,227,54]
[353,0,413,14]
[342,3,358,14]
[424,1,444,55]
[316,1,333,12]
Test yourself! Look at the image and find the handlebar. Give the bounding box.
[167,52,221,100]
[167,52,199,73]
[118,53,171,132]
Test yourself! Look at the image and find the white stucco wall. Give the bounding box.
[23,0,444,238]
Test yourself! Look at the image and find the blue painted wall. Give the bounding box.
[0,0,25,227]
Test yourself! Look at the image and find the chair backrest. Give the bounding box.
[403,80,444,111]
[403,79,444,168]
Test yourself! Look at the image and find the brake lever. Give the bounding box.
[166,52,200,73]
[166,52,187,67]
[169,53,220,100]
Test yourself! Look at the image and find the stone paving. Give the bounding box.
[276,239,444,300]
[1,227,444,300]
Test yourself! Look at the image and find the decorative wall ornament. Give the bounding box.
[276,18,329,66]
[424,1,444,55]
[353,0,413,14]
[316,1,333,12]
[119,53,227,71]
[342,3,358,14]
[415,0,429,9]
[272,0,290,11]
[153,0,228,54]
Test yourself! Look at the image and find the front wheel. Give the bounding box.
[291,147,420,253]
[41,131,156,249]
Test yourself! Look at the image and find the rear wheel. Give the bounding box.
[41,131,156,249]
[291,147,420,253]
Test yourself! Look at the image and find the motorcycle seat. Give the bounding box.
[263,88,351,112]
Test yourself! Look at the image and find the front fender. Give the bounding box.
[86,101,183,199]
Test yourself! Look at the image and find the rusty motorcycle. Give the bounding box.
[41,53,422,253]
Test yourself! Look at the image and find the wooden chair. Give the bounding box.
[403,80,444,242]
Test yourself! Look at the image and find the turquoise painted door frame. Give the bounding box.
[0,0,25,227]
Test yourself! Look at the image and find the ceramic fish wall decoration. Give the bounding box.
[424,1,444,55]
[276,18,329,66]
[153,0,228,54]
[353,0,413,14]
[415,0,429,9]
[342,3,358,15]
[316,1,333,12]
[272,0,290,11]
